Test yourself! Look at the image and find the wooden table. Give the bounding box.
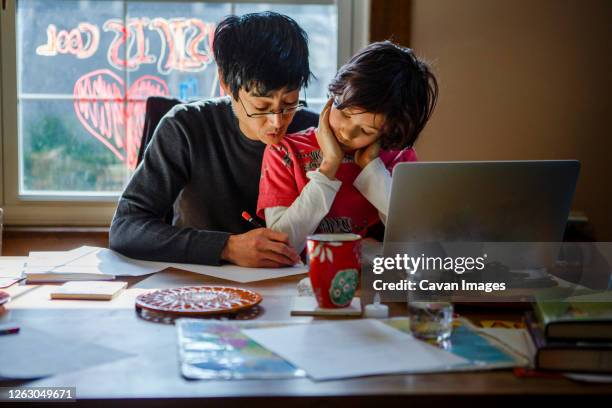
[2,261,612,408]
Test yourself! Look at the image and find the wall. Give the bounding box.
[371,0,612,239]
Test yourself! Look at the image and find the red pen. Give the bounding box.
[0,323,20,335]
[241,211,263,228]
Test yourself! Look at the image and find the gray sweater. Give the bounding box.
[109,96,317,265]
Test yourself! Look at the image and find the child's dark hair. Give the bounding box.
[329,41,438,149]
[213,12,312,99]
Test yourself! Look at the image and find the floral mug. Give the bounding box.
[306,233,361,308]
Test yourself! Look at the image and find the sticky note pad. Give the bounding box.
[50,281,128,300]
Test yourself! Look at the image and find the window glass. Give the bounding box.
[17,0,337,195]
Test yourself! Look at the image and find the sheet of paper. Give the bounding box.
[0,258,26,277]
[243,319,467,381]
[25,246,168,277]
[23,246,306,282]
[170,262,308,283]
[480,328,535,363]
[6,286,153,310]
[0,278,23,288]
[0,325,133,379]
[59,247,169,276]
[26,246,99,268]
[0,258,26,287]
[2,284,41,301]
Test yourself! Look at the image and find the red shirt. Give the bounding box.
[257,127,417,236]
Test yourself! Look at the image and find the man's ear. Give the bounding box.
[218,69,230,98]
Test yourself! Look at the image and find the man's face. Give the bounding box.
[232,87,300,145]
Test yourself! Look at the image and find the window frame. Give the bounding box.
[0,0,370,226]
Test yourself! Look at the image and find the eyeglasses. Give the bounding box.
[238,97,306,118]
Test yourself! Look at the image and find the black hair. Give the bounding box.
[329,41,438,150]
[213,11,312,99]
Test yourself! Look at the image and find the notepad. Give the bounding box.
[50,281,128,300]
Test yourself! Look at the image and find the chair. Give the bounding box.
[137,96,183,166]
[137,97,319,167]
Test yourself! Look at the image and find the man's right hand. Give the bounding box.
[220,228,302,268]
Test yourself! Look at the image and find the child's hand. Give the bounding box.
[315,98,344,179]
[354,140,381,169]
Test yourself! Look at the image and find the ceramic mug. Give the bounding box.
[306,233,361,308]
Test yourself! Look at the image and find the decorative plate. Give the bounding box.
[135,286,262,316]
[0,291,10,306]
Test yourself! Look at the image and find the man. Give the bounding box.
[109,12,317,267]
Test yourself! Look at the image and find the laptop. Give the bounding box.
[382,160,580,271]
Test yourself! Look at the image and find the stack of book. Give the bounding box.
[526,289,612,373]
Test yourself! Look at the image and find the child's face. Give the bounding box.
[328,97,385,152]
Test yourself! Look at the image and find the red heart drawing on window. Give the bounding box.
[73,69,170,169]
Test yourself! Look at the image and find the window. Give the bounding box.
[0,0,370,225]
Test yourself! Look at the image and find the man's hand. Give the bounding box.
[354,140,381,169]
[315,98,344,180]
[221,228,301,267]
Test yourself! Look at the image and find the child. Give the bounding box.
[257,41,438,253]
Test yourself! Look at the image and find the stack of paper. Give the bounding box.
[24,246,168,282]
[22,246,308,283]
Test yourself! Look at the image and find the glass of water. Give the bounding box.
[408,301,454,343]
[405,265,455,343]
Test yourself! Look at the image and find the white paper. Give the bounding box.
[170,262,308,283]
[24,246,167,278]
[243,319,467,381]
[63,247,169,276]
[26,246,99,267]
[23,246,307,283]
[480,328,535,363]
[0,258,27,287]
[0,259,26,277]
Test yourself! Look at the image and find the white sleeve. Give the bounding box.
[265,170,342,253]
[353,157,392,225]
